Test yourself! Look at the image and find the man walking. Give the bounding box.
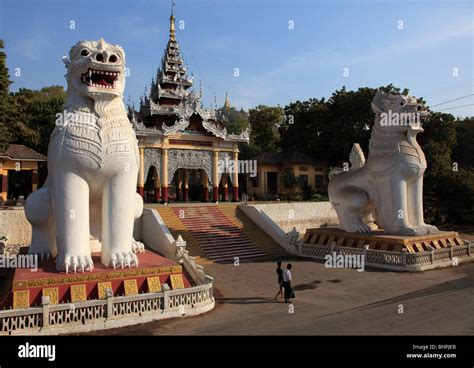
[274,261,284,300]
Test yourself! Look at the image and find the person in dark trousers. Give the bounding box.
[274,261,284,300]
[282,263,295,303]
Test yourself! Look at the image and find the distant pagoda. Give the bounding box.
[130,7,249,142]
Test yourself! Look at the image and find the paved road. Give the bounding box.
[97,258,474,335]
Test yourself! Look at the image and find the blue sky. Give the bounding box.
[0,0,473,117]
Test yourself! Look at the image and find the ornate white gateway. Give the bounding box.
[167,149,212,186]
[144,148,162,181]
[132,8,247,203]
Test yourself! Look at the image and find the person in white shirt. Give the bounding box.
[282,263,294,303]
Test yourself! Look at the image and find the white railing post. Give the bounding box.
[402,249,407,266]
[162,284,170,311]
[364,244,369,265]
[106,288,114,319]
[41,296,50,329]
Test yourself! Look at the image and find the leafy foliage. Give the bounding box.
[246,105,284,156]
[280,171,297,189]
[9,86,66,154]
[220,107,249,135]
[0,39,12,151]
[0,40,66,155]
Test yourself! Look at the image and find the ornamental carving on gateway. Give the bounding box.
[167,149,212,185]
[218,151,233,185]
[144,148,162,181]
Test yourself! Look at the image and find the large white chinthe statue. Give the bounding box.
[328,90,440,237]
[25,39,144,273]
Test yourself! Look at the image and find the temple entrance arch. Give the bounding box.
[167,149,212,187]
[144,165,161,203]
[171,168,209,202]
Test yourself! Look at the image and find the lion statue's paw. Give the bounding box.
[421,224,440,235]
[396,225,430,237]
[29,249,52,262]
[109,251,139,269]
[132,240,145,254]
[58,254,94,273]
[355,223,373,234]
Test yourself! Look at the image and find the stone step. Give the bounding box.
[199,242,257,250]
[191,237,251,243]
[157,204,289,263]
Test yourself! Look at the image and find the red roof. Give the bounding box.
[0,144,47,161]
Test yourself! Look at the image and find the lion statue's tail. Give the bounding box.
[329,143,366,179]
[349,143,365,169]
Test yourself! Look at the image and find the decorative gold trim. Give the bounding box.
[43,287,59,305]
[13,290,30,309]
[170,274,184,289]
[13,265,182,289]
[147,276,161,293]
[70,284,87,303]
[97,282,112,299]
[304,228,464,253]
[124,279,138,296]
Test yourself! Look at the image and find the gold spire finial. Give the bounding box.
[224,92,231,109]
[170,1,176,40]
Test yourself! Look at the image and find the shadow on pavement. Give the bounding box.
[216,297,281,305]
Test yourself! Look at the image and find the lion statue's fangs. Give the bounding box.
[328,90,440,237]
[25,39,144,273]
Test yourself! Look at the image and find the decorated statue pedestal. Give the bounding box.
[303,227,464,253]
[6,248,192,309]
[300,227,473,272]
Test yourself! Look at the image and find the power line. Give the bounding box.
[430,94,474,107]
[433,103,474,111]
[421,79,473,98]
[425,84,473,100]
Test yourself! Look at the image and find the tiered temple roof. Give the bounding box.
[130,8,249,143]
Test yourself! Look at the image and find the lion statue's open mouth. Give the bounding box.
[59,38,126,99]
[81,68,120,89]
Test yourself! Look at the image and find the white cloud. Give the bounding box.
[117,16,161,40]
[231,18,473,108]
[351,20,474,65]
[12,34,52,61]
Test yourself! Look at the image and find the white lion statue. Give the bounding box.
[328,90,439,237]
[25,39,144,273]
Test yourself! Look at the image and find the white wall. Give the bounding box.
[250,202,339,235]
[0,208,32,245]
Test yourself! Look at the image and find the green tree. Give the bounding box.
[247,105,284,155]
[279,84,408,166]
[9,86,66,155]
[452,117,474,170]
[280,171,297,189]
[220,107,249,135]
[0,39,12,151]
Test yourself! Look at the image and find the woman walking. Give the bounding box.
[282,263,295,303]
